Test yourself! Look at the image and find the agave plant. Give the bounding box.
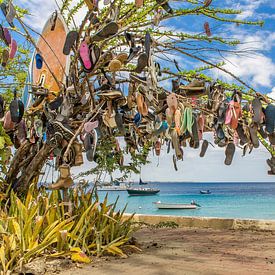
[0,184,136,274]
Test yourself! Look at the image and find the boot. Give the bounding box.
[48,176,74,190]
[73,142,83,166]
[48,164,73,190]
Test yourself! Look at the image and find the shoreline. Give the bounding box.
[124,213,275,231]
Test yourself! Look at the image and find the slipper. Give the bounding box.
[167,93,178,113]
[103,110,117,128]
[9,39,17,59]
[204,22,211,37]
[63,31,79,55]
[84,120,99,133]
[0,3,14,28]
[135,0,143,7]
[35,53,43,69]
[182,107,193,134]
[216,124,225,140]
[231,102,241,130]
[265,104,275,134]
[191,114,200,149]
[224,142,235,165]
[145,31,151,58]
[204,0,212,7]
[84,130,98,162]
[134,112,142,127]
[197,114,205,140]
[236,123,248,145]
[217,100,227,124]
[9,93,24,123]
[249,124,259,148]
[0,25,8,46]
[155,140,161,156]
[84,0,97,10]
[48,95,63,110]
[92,21,118,42]
[268,133,275,146]
[166,107,173,126]
[172,154,178,171]
[3,27,11,45]
[156,0,173,14]
[115,110,126,135]
[98,89,123,100]
[1,48,9,67]
[50,11,58,31]
[3,110,14,130]
[171,129,182,159]
[258,125,268,139]
[6,2,16,26]
[128,46,141,63]
[200,140,209,157]
[0,94,4,118]
[252,98,262,124]
[135,53,148,73]
[79,41,92,71]
[124,31,135,48]
[136,92,148,116]
[174,109,181,134]
[34,118,43,138]
[153,120,168,136]
[108,59,122,72]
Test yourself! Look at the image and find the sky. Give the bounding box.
[7,0,275,182]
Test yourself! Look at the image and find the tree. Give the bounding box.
[2,0,274,196]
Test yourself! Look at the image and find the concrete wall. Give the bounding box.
[124,214,275,231]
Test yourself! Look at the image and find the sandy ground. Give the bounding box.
[57,227,275,275]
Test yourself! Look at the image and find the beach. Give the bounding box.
[57,226,275,275]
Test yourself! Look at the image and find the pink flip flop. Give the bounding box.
[79,41,92,70]
[225,100,234,125]
[9,39,17,59]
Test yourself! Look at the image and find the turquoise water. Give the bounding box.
[98,182,275,220]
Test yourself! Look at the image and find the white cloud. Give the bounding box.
[267,87,275,99]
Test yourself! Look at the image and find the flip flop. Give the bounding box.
[3,28,11,45]
[79,41,92,71]
[135,0,143,7]
[265,104,275,134]
[84,130,97,160]
[34,118,43,138]
[200,140,209,157]
[172,154,178,171]
[84,120,99,133]
[135,53,148,73]
[182,107,193,134]
[108,59,122,72]
[191,114,200,149]
[0,94,4,118]
[204,22,211,37]
[230,102,241,130]
[0,25,8,46]
[6,2,16,26]
[9,92,24,123]
[155,140,161,156]
[224,142,235,165]
[127,46,141,62]
[50,11,58,31]
[145,31,151,58]
[35,53,43,69]
[249,124,259,148]
[167,93,178,113]
[63,31,79,55]
[0,3,14,28]
[48,95,63,110]
[3,111,14,130]
[1,48,9,67]
[236,123,248,145]
[153,120,168,136]
[92,21,118,42]
[204,0,212,7]
[252,98,262,124]
[156,0,173,14]
[9,39,17,59]
[134,112,142,127]
[171,129,182,159]
[115,110,126,135]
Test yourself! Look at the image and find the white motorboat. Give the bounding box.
[153,201,200,209]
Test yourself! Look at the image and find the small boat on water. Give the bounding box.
[200,190,211,194]
[127,187,160,196]
[153,201,201,209]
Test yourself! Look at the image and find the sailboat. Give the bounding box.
[139,178,148,185]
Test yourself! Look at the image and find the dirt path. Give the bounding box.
[58,227,275,275]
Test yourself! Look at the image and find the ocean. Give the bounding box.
[97,182,275,220]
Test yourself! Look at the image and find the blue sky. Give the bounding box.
[5,0,275,182]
